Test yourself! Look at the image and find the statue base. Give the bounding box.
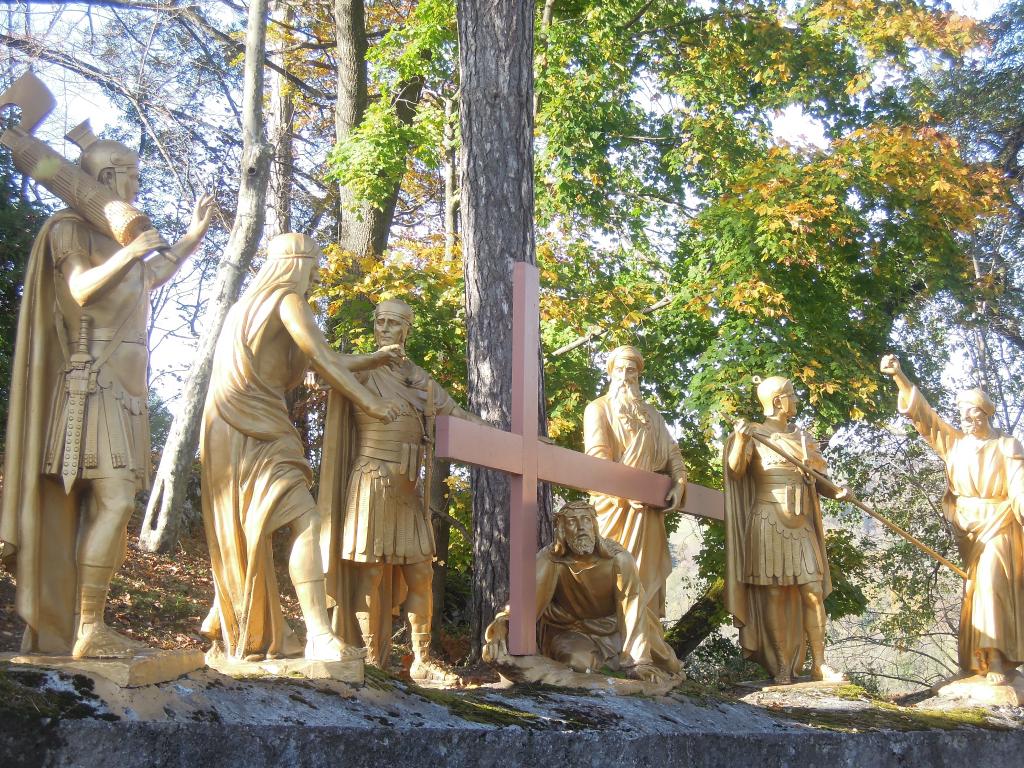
[205,647,364,685]
[2,648,205,688]
[735,676,847,692]
[933,673,1024,707]
[489,653,682,696]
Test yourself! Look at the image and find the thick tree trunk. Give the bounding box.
[457,0,543,658]
[334,0,424,262]
[333,0,376,257]
[429,461,454,653]
[268,0,294,238]
[442,95,459,263]
[664,577,726,660]
[139,0,272,552]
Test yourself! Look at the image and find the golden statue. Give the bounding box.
[483,500,682,683]
[724,376,843,683]
[882,355,1024,685]
[319,298,483,681]
[200,234,402,662]
[0,75,214,658]
[583,345,687,617]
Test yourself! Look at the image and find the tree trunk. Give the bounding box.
[442,95,459,263]
[429,461,454,653]
[139,0,272,552]
[333,0,375,257]
[268,0,294,238]
[664,577,727,660]
[334,0,424,263]
[457,0,539,658]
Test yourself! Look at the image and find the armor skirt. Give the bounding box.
[44,374,150,492]
[743,486,823,586]
[340,456,434,564]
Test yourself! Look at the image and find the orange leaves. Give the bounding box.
[725,278,792,318]
[805,0,983,60]
[724,121,1006,271]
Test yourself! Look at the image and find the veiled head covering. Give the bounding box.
[267,233,319,260]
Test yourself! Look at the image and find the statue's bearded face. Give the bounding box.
[558,508,597,556]
[960,406,992,439]
[609,356,641,402]
[374,315,410,350]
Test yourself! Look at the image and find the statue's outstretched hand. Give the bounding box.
[879,354,901,377]
[187,193,216,240]
[629,663,670,684]
[371,344,405,369]
[366,398,401,423]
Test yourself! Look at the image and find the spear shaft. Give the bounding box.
[745,431,968,580]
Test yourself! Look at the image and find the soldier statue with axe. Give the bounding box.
[0,72,214,658]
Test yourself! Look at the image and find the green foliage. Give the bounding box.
[822,527,869,620]
[148,391,174,455]
[327,99,444,212]
[322,0,1004,663]
[683,632,763,687]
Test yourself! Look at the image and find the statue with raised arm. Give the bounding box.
[200,234,402,663]
[881,354,1024,685]
[483,500,682,683]
[583,345,687,618]
[318,298,485,682]
[0,109,214,658]
[724,376,843,683]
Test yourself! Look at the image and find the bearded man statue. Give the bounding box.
[882,354,1024,685]
[583,345,687,617]
[484,500,682,682]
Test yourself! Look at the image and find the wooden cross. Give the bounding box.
[436,262,724,655]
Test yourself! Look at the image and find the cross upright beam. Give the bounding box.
[436,262,724,655]
[509,263,540,655]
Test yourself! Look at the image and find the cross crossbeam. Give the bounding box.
[436,262,724,655]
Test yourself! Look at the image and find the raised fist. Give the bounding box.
[879,354,901,377]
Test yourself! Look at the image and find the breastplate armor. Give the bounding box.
[354,408,424,474]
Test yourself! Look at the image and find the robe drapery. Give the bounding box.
[200,280,311,660]
[535,537,681,675]
[899,386,1024,673]
[583,394,686,617]
[2,211,85,653]
[723,428,832,680]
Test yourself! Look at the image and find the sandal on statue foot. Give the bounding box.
[811,664,845,683]
[305,633,366,662]
[73,623,145,659]
[409,657,459,686]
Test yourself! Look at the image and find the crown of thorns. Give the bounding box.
[554,500,597,520]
